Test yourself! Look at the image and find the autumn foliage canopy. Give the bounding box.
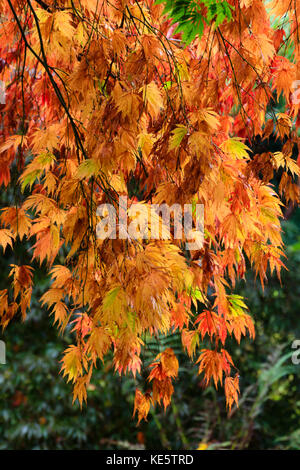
[0,0,300,423]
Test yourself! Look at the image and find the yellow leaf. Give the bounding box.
[140,82,164,119]
[169,125,188,151]
[75,159,100,180]
[61,345,85,383]
[220,138,251,160]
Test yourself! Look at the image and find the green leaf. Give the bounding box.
[75,159,100,180]
[102,286,121,310]
[20,169,43,192]
[169,124,188,150]
[156,0,234,44]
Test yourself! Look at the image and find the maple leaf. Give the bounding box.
[75,159,101,180]
[1,207,31,241]
[272,57,296,103]
[195,310,227,344]
[169,125,188,151]
[0,135,27,154]
[113,87,142,120]
[224,374,240,412]
[171,298,190,330]
[86,327,111,363]
[50,265,72,288]
[196,349,233,387]
[197,108,220,131]
[181,329,199,358]
[160,348,179,378]
[111,29,127,57]
[19,152,56,192]
[61,345,87,384]
[0,229,14,252]
[31,225,61,265]
[226,294,255,343]
[71,313,92,339]
[133,389,152,425]
[141,82,164,119]
[40,288,65,308]
[220,138,251,160]
[0,290,8,319]
[9,265,33,301]
[275,113,292,139]
[152,377,174,409]
[72,376,88,408]
[50,302,69,333]
[53,11,76,39]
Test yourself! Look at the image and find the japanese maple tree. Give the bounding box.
[0,0,299,423]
